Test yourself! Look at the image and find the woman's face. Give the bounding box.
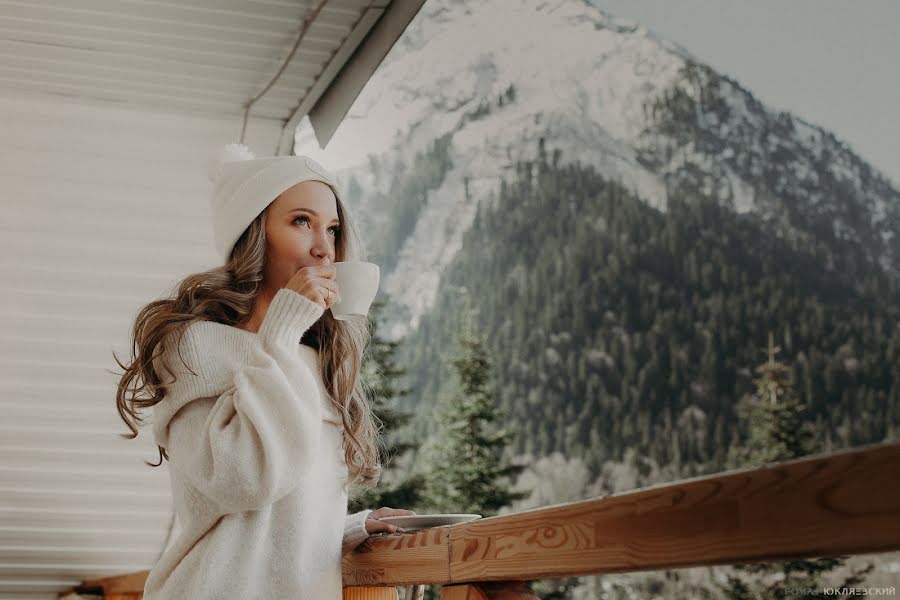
[262,180,341,291]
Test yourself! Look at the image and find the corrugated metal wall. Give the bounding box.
[0,0,374,121]
[0,89,283,599]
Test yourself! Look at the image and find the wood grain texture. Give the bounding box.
[69,442,900,594]
[448,441,900,580]
[343,442,900,585]
[440,582,538,600]
[440,584,489,600]
[343,586,400,599]
[80,572,148,594]
[342,527,451,586]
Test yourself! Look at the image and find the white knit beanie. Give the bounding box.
[208,143,341,261]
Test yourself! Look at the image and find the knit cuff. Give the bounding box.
[342,509,373,555]
[257,288,324,350]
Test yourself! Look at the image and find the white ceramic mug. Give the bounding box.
[330,261,380,320]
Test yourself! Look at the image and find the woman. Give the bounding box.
[114,144,414,599]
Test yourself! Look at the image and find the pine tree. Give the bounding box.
[348,298,426,514]
[718,332,874,599]
[417,298,533,600]
[419,299,530,515]
[743,332,816,465]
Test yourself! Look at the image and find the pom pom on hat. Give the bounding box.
[208,143,256,183]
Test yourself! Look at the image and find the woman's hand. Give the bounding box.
[283,264,340,310]
[365,506,417,534]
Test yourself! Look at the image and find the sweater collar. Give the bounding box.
[151,320,265,449]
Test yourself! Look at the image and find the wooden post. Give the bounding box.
[440,582,538,599]
[343,586,399,599]
[440,585,487,600]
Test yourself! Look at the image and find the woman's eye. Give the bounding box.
[294,216,340,236]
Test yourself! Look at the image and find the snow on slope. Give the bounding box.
[299,0,690,198]
[298,0,698,337]
[296,0,899,339]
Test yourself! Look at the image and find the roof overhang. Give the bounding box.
[0,0,426,154]
[280,0,426,154]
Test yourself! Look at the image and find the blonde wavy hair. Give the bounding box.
[113,193,383,494]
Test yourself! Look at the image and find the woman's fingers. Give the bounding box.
[317,277,340,297]
[365,507,416,535]
[369,507,416,519]
[365,517,406,534]
[364,507,417,535]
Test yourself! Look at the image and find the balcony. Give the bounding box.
[63,440,900,599]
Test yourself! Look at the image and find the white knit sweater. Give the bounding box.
[142,288,373,599]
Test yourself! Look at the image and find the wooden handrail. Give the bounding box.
[343,440,900,586]
[71,441,900,597]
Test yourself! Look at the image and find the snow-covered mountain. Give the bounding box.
[299,0,899,340]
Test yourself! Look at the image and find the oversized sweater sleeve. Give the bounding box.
[342,509,373,555]
[163,288,327,514]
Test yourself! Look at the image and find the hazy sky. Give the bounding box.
[590,0,900,187]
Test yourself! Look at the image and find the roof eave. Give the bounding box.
[277,0,427,155]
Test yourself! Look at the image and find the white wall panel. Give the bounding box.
[0,0,423,593]
[0,91,282,599]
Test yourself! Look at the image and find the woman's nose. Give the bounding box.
[312,232,334,260]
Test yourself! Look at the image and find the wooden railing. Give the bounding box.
[69,441,900,599]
